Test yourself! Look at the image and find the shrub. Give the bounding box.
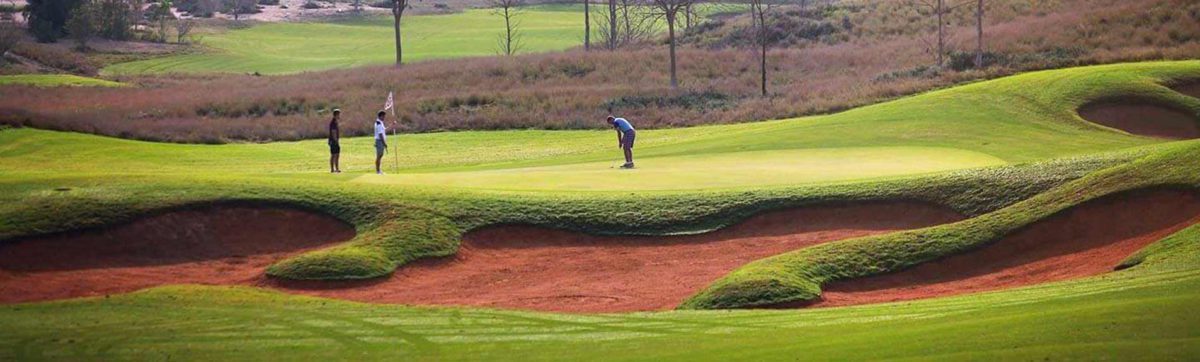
[258,0,278,5]
[301,1,321,9]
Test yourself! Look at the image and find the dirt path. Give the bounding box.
[812,189,1200,308]
[0,206,355,304]
[269,202,963,313]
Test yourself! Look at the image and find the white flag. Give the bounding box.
[383,91,394,112]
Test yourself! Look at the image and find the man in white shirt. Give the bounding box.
[374,111,388,175]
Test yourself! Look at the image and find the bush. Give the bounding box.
[26,0,85,42]
[12,43,99,75]
[605,91,734,112]
[0,22,22,57]
[368,0,391,9]
[301,1,321,9]
[947,51,1008,71]
[258,0,279,5]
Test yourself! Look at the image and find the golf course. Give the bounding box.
[3,0,1200,357]
[3,59,1200,359]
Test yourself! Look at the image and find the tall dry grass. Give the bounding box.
[1,0,1197,143]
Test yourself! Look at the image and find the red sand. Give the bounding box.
[269,202,963,313]
[1172,82,1200,99]
[1077,102,1200,139]
[0,206,355,303]
[811,189,1200,308]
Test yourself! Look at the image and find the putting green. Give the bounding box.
[354,147,1007,191]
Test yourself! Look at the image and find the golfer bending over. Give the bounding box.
[608,116,636,169]
[374,111,388,175]
[328,109,342,173]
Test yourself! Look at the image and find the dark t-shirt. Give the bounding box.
[328,119,339,143]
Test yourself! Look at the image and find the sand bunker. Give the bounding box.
[1172,81,1200,99]
[0,205,354,303]
[1077,101,1199,139]
[270,202,963,313]
[812,189,1200,308]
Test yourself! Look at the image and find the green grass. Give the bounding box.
[0,74,124,87]
[2,61,1200,359]
[104,6,594,75]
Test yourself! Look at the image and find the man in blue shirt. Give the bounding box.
[607,116,636,169]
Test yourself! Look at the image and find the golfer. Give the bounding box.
[328,109,342,173]
[374,111,388,175]
[607,116,636,168]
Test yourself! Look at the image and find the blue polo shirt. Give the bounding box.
[613,118,634,132]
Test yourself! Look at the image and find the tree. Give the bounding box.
[0,22,23,59]
[391,0,408,66]
[492,0,523,56]
[175,17,195,43]
[974,0,984,68]
[583,0,589,50]
[26,0,85,42]
[226,0,254,20]
[152,0,172,42]
[94,0,133,40]
[64,0,98,50]
[747,0,775,97]
[647,0,694,89]
[911,0,964,68]
[606,0,616,50]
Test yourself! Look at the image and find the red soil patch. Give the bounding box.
[0,206,355,304]
[269,202,963,313]
[1077,101,1199,139]
[812,189,1200,308]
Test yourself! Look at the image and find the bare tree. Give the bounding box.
[592,0,653,50]
[647,0,694,89]
[748,0,775,97]
[974,0,984,68]
[607,0,617,50]
[583,0,590,50]
[911,0,965,67]
[392,0,409,66]
[175,18,195,43]
[492,0,523,56]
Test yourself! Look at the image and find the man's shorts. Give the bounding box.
[328,140,341,155]
[375,139,386,158]
[622,129,636,149]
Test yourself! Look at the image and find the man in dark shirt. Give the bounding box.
[328,109,341,173]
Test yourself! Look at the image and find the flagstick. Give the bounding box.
[393,124,399,172]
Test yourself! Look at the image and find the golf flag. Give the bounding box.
[384,91,394,112]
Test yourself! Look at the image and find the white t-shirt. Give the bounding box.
[374,119,387,142]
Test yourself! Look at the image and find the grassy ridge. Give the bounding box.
[682,141,1200,309]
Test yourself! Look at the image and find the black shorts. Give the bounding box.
[329,140,341,154]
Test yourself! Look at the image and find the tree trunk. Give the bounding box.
[936,0,944,67]
[975,0,983,68]
[393,1,403,66]
[758,8,767,97]
[667,12,677,89]
[503,7,512,55]
[607,0,617,50]
[584,0,590,50]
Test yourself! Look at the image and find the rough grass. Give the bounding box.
[4,1,1198,142]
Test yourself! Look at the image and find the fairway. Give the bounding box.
[104,6,589,74]
[355,147,1006,191]
[0,74,124,87]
